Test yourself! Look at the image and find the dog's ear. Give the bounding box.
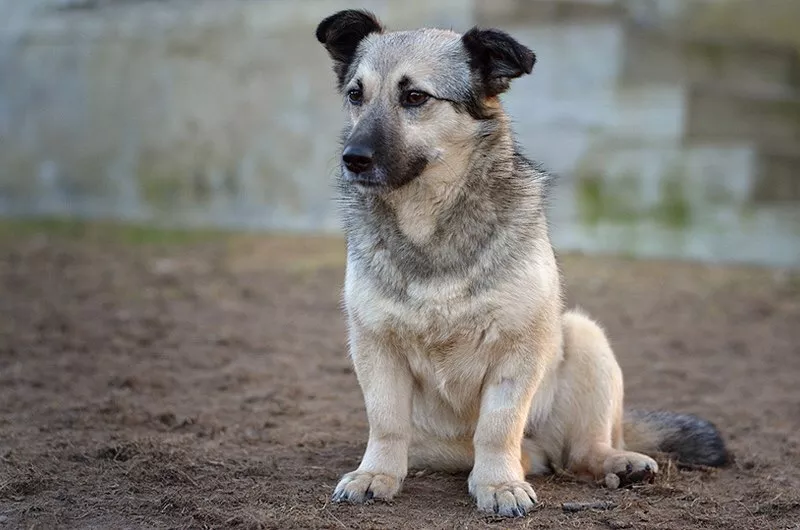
[316,10,384,88]
[462,27,535,97]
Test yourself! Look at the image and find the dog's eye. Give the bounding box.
[401,90,430,108]
[347,88,363,105]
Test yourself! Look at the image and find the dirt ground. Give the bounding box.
[1,221,799,530]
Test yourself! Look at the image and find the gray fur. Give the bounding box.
[317,12,729,513]
[320,16,551,301]
[339,144,551,301]
[344,30,476,105]
[626,410,730,467]
[319,10,728,471]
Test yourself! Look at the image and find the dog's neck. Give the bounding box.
[383,122,515,246]
[340,118,546,283]
[384,148,476,246]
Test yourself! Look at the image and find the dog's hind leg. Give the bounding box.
[531,310,658,486]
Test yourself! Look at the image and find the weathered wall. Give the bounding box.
[0,0,473,231]
[484,6,800,267]
[0,0,798,267]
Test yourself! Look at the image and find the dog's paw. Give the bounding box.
[470,480,538,517]
[332,471,402,504]
[603,451,658,486]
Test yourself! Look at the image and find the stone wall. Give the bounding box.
[0,0,473,231]
[0,0,798,267]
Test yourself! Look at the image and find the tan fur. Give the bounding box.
[337,228,659,513]
[320,12,667,517]
[339,229,562,512]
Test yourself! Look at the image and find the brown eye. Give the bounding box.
[402,90,430,108]
[347,88,363,105]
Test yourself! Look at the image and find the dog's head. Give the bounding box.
[316,10,535,192]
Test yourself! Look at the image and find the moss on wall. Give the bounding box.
[576,164,692,230]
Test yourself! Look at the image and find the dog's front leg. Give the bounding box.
[333,325,412,504]
[469,334,556,517]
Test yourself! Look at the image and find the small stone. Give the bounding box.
[0,515,10,524]
[605,473,621,489]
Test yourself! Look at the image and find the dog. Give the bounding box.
[314,9,729,517]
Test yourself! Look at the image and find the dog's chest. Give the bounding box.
[403,320,498,417]
[351,274,503,413]
[345,246,541,415]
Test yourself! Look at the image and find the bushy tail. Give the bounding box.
[623,410,730,467]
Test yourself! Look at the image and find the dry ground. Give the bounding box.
[1,221,799,529]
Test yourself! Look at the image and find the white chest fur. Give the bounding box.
[343,236,558,427]
[344,261,533,422]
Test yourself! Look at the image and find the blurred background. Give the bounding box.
[1,0,798,268]
[2,2,800,528]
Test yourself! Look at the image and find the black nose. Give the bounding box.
[342,145,374,174]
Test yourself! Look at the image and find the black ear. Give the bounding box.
[461,27,536,97]
[315,10,384,89]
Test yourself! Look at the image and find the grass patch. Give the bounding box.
[0,217,234,246]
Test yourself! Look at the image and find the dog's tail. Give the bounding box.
[622,410,730,467]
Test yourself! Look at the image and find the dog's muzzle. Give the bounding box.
[342,144,374,174]
[342,143,386,188]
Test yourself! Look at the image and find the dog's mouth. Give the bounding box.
[342,167,392,192]
[346,174,385,188]
[341,156,429,193]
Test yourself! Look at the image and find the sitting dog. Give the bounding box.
[315,9,728,517]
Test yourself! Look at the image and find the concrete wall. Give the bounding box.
[0,0,798,267]
[0,0,473,231]
[493,12,800,267]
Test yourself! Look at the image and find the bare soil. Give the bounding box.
[1,223,799,529]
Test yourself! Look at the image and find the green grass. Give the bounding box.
[0,217,234,246]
